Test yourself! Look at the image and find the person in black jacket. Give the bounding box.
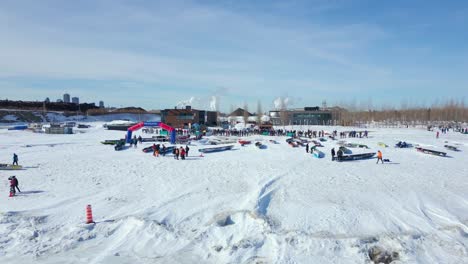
[185,145,190,157]
[13,153,18,166]
[161,144,166,156]
[331,148,336,161]
[336,149,343,161]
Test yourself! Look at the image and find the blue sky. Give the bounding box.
[0,0,467,112]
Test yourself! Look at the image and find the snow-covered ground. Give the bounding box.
[0,125,467,263]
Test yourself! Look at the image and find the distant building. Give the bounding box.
[229,108,253,117]
[161,106,218,129]
[99,101,105,108]
[72,97,79,104]
[44,97,50,103]
[227,108,254,125]
[56,99,63,103]
[63,93,70,103]
[269,107,335,126]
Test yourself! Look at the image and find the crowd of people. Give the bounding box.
[149,143,190,160]
[207,128,370,139]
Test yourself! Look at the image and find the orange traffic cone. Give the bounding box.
[86,205,95,224]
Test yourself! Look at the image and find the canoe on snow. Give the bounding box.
[319,137,327,142]
[8,125,28,130]
[269,140,279,144]
[142,146,153,153]
[312,149,325,158]
[416,147,447,157]
[337,140,349,146]
[339,146,352,154]
[255,142,267,149]
[143,146,175,154]
[114,141,126,151]
[0,164,23,170]
[335,152,376,162]
[311,140,323,147]
[286,138,298,147]
[140,137,158,142]
[238,140,251,145]
[198,145,234,153]
[444,145,459,151]
[377,142,388,148]
[161,146,175,154]
[395,141,413,148]
[345,143,369,149]
[101,139,124,145]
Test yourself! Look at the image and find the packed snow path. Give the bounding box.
[1,125,467,263]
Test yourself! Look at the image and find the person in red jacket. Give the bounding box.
[180,147,186,160]
[8,176,20,196]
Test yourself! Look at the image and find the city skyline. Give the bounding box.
[1,0,467,111]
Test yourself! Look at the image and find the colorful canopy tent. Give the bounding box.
[126,122,176,144]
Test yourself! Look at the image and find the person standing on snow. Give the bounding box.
[436,131,439,139]
[331,148,336,161]
[153,144,159,157]
[174,148,180,160]
[336,149,343,161]
[13,153,18,166]
[180,147,186,160]
[161,144,166,156]
[376,150,384,164]
[185,145,190,157]
[305,143,309,153]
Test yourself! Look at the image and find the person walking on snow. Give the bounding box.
[436,131,439,139]
[376,150,384,164]
[8,176,20,196]
[331,148,336,161]
[13,153,18,166]
[305,143,309,153]
[12,176,20,193]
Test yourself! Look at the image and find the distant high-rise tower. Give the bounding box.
[99,101,104,108]
[63,93,70,103]
[72,97,79,104]
[44,97,50,103]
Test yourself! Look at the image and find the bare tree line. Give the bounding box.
[336,98,468,126]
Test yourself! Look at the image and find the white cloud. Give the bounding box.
[5,0,446,110]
